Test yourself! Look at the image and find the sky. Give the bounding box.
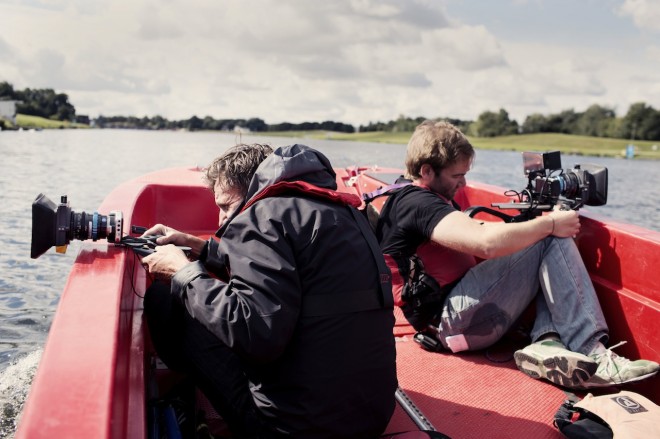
[1,0,659,126]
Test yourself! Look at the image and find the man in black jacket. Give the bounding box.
[142,143,397,438]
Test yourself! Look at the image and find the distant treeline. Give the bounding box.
[0,81,76,121]
[2,80,660,140]
[93,114,356,133]
[362,104,660,142]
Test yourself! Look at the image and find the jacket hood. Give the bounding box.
[215,144,337,236]
[245,144,337,203]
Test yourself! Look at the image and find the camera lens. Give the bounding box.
[69,210,123,243]
[31,194,124,259]
[554,171,581,199]
[71,211,90,241]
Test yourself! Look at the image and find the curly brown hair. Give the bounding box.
[405,120,474,179]
[204,143,274,196]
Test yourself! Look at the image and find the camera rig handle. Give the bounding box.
[120,235,191,257]
[464,206,518,222]
[466,203,554,223]
[490,202,553,213]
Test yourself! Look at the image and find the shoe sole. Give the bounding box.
[514,352,598,387]
[579,369,659,389]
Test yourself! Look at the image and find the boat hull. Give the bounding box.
[16,166,660,438]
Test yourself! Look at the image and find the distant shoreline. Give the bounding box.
[5,115,658,160]
[259,130,660,160]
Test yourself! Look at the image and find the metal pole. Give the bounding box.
[394,386,437,432]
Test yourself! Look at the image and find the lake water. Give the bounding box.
[0,129,658,436]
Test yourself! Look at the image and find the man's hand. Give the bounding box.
[142,244,191,281]
[547,208,581,238]
[141,224,185,245]
[141,224,207,258]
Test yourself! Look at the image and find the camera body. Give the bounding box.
[484,151,608,222]
[522,151,608,209]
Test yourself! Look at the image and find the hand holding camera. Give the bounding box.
[141,244,192,281]
[548,208,581,238]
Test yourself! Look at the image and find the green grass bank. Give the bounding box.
[263,130,660,160]
[10,114,89,129]
[8,115,658,160]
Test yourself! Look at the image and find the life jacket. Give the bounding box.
[363,182,458,335]
[233,179,394,315]
[242,180,363,211]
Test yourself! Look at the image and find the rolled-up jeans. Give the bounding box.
[436,236,609,355]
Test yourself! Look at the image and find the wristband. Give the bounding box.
[549,217,555,235]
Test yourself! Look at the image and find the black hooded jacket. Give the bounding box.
[171,144,397,438]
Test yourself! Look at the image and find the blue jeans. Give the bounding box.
[436,237,609,355]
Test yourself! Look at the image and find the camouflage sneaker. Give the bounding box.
[514,340,598,388]
[581,341,660,388]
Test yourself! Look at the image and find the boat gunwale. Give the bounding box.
[15,165,660,438]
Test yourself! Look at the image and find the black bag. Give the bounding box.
[554,391,660,439]
[400,255,449,332]
[554,397,612,439]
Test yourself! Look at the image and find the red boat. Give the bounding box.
[16,165,660,438]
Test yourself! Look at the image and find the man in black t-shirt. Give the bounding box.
[376,120,659,390]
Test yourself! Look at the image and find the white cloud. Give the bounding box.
[422,25,507,71]
[0,0,659,126]
[618,0,660,32]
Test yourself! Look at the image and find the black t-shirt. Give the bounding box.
[376,185,457,257]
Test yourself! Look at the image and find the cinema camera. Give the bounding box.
[468,151,608,223]
[30,194,185,259]
[30,194,123,259]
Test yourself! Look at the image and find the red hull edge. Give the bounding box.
[15,166,660,438]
